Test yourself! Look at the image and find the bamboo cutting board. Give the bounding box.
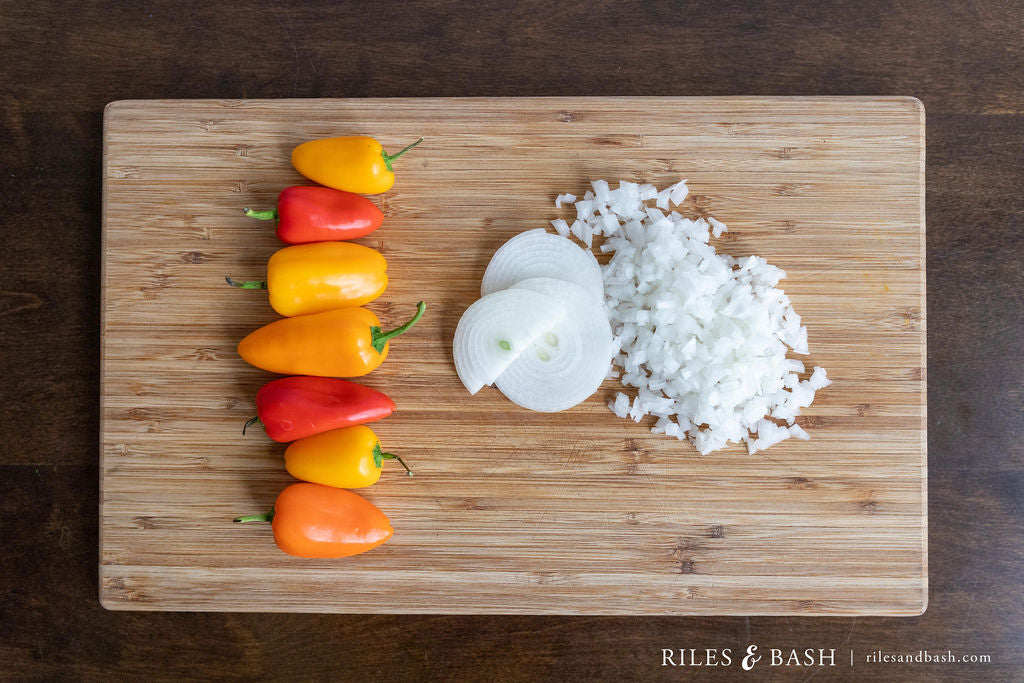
[100,97,926,614]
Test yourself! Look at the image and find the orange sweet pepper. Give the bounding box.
[226,242,387,317]
[291,136,423,194]
[285,424,412,489]
[237,301,425,377]
[234,482,393,558]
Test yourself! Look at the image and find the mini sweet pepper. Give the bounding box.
[243,186,384,244]
[226,241,387,317]
[245,376,396,442]
[237,301,426,377]
[291,136,423,194]
[234,482,393,558]
[284,424,412,489]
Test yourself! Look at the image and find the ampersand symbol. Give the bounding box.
[742,645,762,671]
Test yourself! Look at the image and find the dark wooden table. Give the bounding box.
[1,1,1021,680]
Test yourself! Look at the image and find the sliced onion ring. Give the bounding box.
[480,229,603,304]
[452,288,566,395]
[495,278,613,412]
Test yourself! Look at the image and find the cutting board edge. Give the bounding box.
[102,95,928,120]
[98,566,928,616]
[98,103,113,611]
[916,96,928,612]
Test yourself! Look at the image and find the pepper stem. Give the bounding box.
[225,276,267,290]
[382,453,414,477]
[242,416,263,435]
[373,443,413,476]
[370,301,426,353]
[381,137,423,172]
[233,510,274,523]
[243,208,278,221]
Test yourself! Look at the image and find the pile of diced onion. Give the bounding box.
[552,179,830,455]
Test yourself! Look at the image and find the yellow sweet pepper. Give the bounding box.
[284,424,412,489]
[291,136,423,194]
[227,241,387,317]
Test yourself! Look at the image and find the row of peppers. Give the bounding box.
[231,136,424,559]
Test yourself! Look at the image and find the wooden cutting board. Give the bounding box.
[100,97,926,614]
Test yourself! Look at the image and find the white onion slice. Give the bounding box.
[480,229,603,303]
[452,288,565,395]
[495,278,613,412]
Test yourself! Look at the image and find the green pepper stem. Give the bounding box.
[225,276,267,290]
[233,510,274,523]
[381,452,414,477]
[381,137,423,172]
[243,208,278,221]
[242,416,263,435]
[370,301,426,353]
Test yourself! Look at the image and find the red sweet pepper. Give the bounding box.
[244,186,384,244]
[244,376,396,443]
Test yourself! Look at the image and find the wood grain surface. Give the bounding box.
[100,97,925,615]
[3,0,1022,679]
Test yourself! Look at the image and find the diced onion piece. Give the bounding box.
[788,424,811,440]
[550,218,570,238]
[480,228,604,304]
[496,278,613,412]
[668,179,689,205]
[807,366,831,389]
[452,288,566,395]
[708,216,727,238]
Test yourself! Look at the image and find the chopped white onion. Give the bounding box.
[480,228,604,304]
[807,366,831,390]
[553,179,830,454]
[788,423,811,440]
[555,193,576,208]
[550,218,570,238]
[708,216,728,238]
